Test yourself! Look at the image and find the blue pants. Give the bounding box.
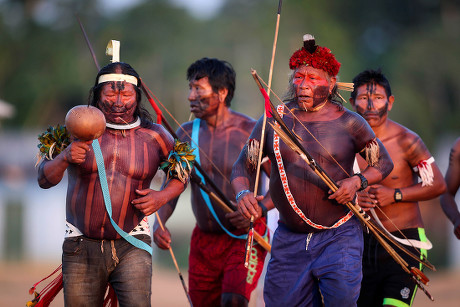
[264,217,363,307]
[62,234,152,307]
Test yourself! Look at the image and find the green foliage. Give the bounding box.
[0,0,458,148]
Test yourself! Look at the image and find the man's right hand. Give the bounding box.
[64,140,91,164]
[356,189,377,211]
[153,226,172,250]
[237,191,264,220]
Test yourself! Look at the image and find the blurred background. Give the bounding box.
[0,0,459,306]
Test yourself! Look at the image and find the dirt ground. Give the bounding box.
[1,261,459,306]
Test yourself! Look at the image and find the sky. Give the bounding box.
[99,0,225,19]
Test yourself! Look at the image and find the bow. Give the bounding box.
[255,69,434,260]
[253,0,282,194]
[76,15,194,306]
[251,70,436,301]
[244,0,283,266]
[140,73,271,253]
[76,16,272,255]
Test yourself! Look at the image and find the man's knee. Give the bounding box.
[323,284,360,307]
[221,292,248,307]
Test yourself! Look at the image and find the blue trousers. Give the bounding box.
[264,217,363,307]
[62,234,152,307]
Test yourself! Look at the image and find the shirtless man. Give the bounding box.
[232,35,394,307]
[440,137,460,239]
[38,62,186,306]
[349,69,447,307]
[153,58,271,307]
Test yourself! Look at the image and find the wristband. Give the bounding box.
[258,202,268,218]
[236,189,250,202]
[354,173,368,191]
[394,188,403,203]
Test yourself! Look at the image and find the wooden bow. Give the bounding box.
[76,15,194,306]
[251,70,435,301]
[255,70,435,261]
[76,16,271,255]
[244,0,283,265]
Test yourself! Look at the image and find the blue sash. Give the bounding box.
[92,139,152,255]
[191,119,246,239]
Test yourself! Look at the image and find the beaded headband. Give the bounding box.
[97,40,138,86]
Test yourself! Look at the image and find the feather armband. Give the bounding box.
[36,124,71,166]
[160,140,195,184]
[364,138,379,166]
[413,157,435,187]
[246,138,260,171]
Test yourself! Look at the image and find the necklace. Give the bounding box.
[106,117,141,130]
[293,101,328,112]
[106,117,141,137]
[305,101,327,112]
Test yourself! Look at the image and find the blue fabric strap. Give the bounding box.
[91,139,152,255]
[191,119,246,240]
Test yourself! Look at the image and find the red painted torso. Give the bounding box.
[66,123,173,239]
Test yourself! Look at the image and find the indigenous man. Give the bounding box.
[37,62,188,306]
[232,35,394,307]
[153,57,272,307]
[349,69,447,307]
[441,137,460,240]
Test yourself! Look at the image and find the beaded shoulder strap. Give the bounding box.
[273,105,353,229]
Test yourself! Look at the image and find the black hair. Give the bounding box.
[88,62,153,126]
[186,57,236,107]
[350,69,392,100]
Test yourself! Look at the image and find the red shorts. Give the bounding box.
[188,221,268,306]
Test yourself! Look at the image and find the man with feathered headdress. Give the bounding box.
[232,35,394,306]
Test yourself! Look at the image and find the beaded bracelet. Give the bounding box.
[236,189,251,202]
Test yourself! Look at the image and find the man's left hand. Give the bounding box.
[226,211,251,229]
[132,189,166,216]
[368,184,396,207]
[329,176,360,204]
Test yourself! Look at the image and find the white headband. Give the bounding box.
[97,73,138,86]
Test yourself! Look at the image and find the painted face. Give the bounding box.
[188,76,221,119]
[352,83,391,127]
[98,81,137,124]
[293,65,333,110]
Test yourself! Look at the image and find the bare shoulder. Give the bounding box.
[176,121,194,142]
[448,137,460,163]
[340,107,374,136]
[141,122,174,143]
[389,121,431,162]
[391,121,422,147]
[343,107,367,123]
[229,110,257,130]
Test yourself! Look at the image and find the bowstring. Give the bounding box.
[143,83,271,231]
[256,75,427,259]
[143,84,231,186]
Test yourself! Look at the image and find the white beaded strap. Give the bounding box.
[273,105,353,229]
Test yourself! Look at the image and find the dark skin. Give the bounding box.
[350,82,446,233]
[440,137,460,239]
[153,76,273,307]
[38,81,185,239]
[233,66,393,233]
